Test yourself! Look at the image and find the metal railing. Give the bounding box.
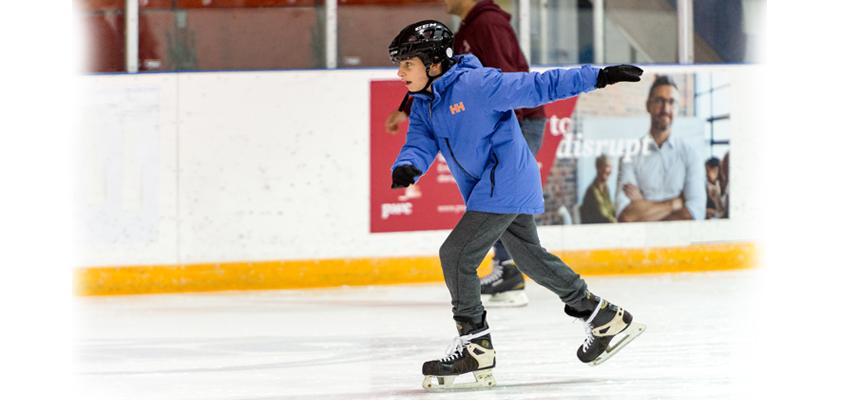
[115,0,705,73]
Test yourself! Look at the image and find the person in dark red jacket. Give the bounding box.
[384,0,547,307]
[449,0,547,127]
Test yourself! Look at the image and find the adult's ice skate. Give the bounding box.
[421,313,496,391]
[565,292,646,366]
[480,259,528,307]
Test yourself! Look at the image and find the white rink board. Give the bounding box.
[76,65,759,267]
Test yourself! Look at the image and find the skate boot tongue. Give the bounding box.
[564,291,601,320]
[564,304,592,319]
[566,293,621,328]
[455,320,481,336]
[453,312,493,350]
[454,312,488,336]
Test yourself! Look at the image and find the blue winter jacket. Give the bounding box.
[392,54,599,215]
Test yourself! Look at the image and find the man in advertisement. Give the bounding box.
[616,76,706,222]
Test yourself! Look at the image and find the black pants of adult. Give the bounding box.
[492,117,547,262]
[439,211,588,322]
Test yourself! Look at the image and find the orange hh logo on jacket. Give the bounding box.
[450,102,466,115]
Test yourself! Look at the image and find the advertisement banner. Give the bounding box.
[369,71,731,232]
[537,72,731,226]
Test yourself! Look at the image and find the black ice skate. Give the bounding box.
[421,313,496,390]
[565,292,646,366]
[480,259,528,307]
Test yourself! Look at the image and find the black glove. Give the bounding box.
[596,65,643,88]
[391,165,422,188]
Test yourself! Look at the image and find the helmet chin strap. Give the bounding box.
[409,60,452,95]
[409,65,439,95]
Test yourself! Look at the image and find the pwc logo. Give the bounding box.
[449,101,466,115]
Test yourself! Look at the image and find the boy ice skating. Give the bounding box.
[388,20,646,390]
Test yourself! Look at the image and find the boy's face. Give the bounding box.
[396,57,429,92]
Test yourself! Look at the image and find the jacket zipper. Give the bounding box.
[489,153,498,198]
[444,138,479,180]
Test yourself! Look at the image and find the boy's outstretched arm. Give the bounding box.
[391,102,438,188]
[480,64,643,112]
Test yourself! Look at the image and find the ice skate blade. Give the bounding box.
[589,322,646,366]
[422,369,496,391]
[481,290,529,308]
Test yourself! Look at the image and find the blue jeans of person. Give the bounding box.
[493,117,547,262]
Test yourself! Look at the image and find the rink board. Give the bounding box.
[76,242,755,295]
[75,65,760,296]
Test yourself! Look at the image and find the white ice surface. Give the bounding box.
[76,271,755,400]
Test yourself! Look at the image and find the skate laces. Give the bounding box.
[439,328,491,362]
[581,322,596,351]
[579,297,605,351]
[479,261,504,285]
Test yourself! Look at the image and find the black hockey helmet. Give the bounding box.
[388,20,454,67]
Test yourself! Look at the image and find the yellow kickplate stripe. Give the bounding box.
[75,242,756,296]
[553,242,757,276]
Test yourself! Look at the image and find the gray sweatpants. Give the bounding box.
[439,211,588,322]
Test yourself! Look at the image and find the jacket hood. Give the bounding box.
[410,54,483,100]
[436,54,483,88]
[462,0,511,27]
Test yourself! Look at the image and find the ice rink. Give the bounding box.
[76,270,755,400]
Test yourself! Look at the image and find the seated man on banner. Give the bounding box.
[616,75,706,222]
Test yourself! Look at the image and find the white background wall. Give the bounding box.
[75,65,760,268]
